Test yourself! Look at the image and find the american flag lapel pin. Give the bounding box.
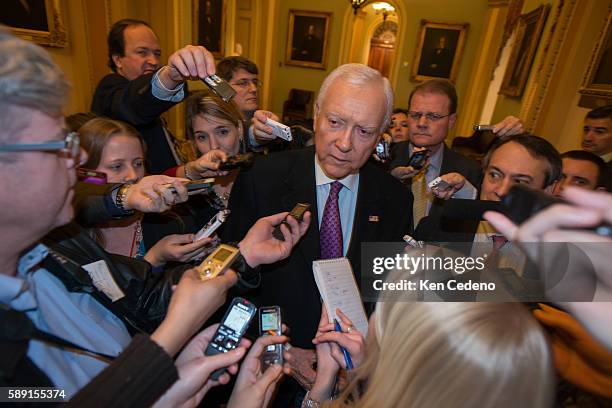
[369,215,380,222]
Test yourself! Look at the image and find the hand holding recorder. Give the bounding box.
[152,324,250,408]
[151,268,238,357]
[227,333,289,408]
[251,110,281,143]
[122,175,190,213]
[182,149,229,180]
[240,210,312,268]
[158,44,216,89]
[429,172,466,200]
[390,148,429,182]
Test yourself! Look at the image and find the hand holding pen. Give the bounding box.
[313,307,366,370]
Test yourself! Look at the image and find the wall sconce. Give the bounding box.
[350,0,368,15]
[372,2,396,21]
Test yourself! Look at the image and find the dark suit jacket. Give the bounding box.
[222,147,413,347]
[91,72,180,174]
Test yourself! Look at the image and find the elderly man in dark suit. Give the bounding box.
[222,63,412,404]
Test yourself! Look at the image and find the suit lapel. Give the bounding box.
[347,164,383,268]
[280,148,320,266]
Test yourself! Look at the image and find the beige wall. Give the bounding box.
[268,0,489,136]
[393,0,488,134]
[490,0,559,124]
[533,0,610,152]
[268,0,350,116]
[45,0,101,116]
[489,0,611,152]
[40,0,610,154]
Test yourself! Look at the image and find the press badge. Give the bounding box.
[82,260,125,302]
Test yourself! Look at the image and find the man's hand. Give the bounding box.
[493,116,524,137]
[144,234,213,267]
[184,149,228,180]
[251,110,280,144]
[239,211,312,268]
[151,268,238,357]
[430,172,466,200]
[158,44,216,89]
[484,187,612,349]
[390,165,424,182]
[124,175,189,213]
[153,325,250,408]
[227,335,289,408]
[284,346,317,390]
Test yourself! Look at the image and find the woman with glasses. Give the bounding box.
[79,117,211,267]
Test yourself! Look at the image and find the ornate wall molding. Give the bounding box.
[519,0,577,132]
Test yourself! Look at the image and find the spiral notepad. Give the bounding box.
[312,257,368,337]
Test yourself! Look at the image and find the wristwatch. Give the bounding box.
[301,391,322,408]
[112,184,135,215]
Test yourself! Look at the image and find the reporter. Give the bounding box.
[165,90,245,221]
[308,299,553,408]
[79,117,210,266]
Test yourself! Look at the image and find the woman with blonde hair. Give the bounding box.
[164,89,245,210]
[307,300,554,408]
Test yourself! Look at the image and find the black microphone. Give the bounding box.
[440,185,611,237]
[441,199,504,221]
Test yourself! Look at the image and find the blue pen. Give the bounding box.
[334,319,354,370]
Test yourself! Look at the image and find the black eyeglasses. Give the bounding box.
[408,111,451,122]
[230,78,263,89]
[0,131,81,158]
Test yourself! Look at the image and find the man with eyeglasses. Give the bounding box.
[217,56,284,149]
[92,19,217,174]
[389,79,524,226]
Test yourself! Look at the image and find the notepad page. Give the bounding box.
[312,258,369,337]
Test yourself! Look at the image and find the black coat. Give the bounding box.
[91,72,180,174]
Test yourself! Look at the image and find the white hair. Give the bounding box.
[0,26,69,144]
[316,63,393,134]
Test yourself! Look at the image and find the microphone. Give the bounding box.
[440,185,611,237]
[441,199,504,221]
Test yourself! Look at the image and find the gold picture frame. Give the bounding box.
[579,10,612,102]
[0,0,67,47]
[193,0,226,58]
[285,10,332,70]
[500,5,550,97]
[411,20,469,83]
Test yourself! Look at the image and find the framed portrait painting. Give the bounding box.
[0,0,67,47]
[285,10,332,69]
[193,0,226,58]
[500,5,550,97]
[411,20,469,83]
[579,10,612,105]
